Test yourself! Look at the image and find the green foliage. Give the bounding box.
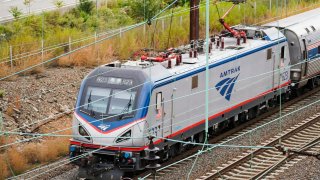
[128,0,164,21]
[78,0,94,14]
[53,0,64,9]
[9,6,23,20]
[0,25,13,42]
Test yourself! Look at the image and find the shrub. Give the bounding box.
[78,0,94,14]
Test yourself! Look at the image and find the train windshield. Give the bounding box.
[81,86,136,119]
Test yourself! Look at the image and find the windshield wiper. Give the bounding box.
[86,90,95,117]
[119,94,133,120]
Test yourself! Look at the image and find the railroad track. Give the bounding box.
[196,113,320,180]
[138,87,320,180]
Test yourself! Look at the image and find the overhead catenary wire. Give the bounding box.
[2,18,319,151]
[0,0,312,66]
[1,0,317,83]
[0,0,318,163]
[2,4,320,179]
[1,61,317,150]
[141,87,320,179]
[2,3,320,119]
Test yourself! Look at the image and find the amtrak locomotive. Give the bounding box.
[69,7,320,179]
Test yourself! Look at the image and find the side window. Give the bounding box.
[192,75,198,89]
[267,48,272,60]
[156,92,162,111]
[281,46,285,59]
[318,46,320,54]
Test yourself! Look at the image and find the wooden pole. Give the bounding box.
[190,0,200,42]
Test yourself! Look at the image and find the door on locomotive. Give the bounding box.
[156,91,173,138]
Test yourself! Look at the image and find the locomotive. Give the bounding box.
[69,6,320,179]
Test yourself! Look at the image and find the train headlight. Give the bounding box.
[79,126,91,140]
[293,72,299,78]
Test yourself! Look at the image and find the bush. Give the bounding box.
[78,0,94,14]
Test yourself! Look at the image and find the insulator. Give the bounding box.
[190,40,194,49]
[243,36,247,43]
[237,37,241,46]
[144,137,161,170]
[217,40,220,48]
[221,38,225,50]
[209,43,212,53]
[210,35,215,43]
[176,56,179,66]
[193,50,197,58]
[168,59,172,69]
[189,50,193,58]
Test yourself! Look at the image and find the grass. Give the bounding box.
[0,155,9,180]
[0,138,70,179]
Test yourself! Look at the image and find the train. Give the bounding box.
[69,7,320,179]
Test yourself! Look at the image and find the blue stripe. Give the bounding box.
[154,38,287,88]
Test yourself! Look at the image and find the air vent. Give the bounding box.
[311,26,316,31]
[305,28,310,34]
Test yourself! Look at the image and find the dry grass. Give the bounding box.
[7,147,28,174]
[14,95,21,110]
[0,137,70,179]
[5,105,14,117]
[0,155,9,180]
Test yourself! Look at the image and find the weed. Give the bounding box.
[6,105,14,117]
[0,90,5,98]
[14,95,21,110]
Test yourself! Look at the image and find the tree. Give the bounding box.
[23,0,33,15]
[53,0,65,10]
[78,0,94,14]
[129,0,164,21]
[8,6,23,20]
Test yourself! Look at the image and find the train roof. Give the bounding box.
[110,27,287,84]
[264,8,320,37]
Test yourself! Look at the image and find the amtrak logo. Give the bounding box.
[98,124,110,131]
[215,74,240,101]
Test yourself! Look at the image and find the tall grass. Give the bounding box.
[0,138,69,179]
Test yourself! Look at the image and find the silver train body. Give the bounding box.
[69,8,320,178]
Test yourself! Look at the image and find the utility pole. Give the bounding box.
[190,0,200,42]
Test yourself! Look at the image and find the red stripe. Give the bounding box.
[70,140,147,151]
[71,81,290,151]
[307,41,320,50]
